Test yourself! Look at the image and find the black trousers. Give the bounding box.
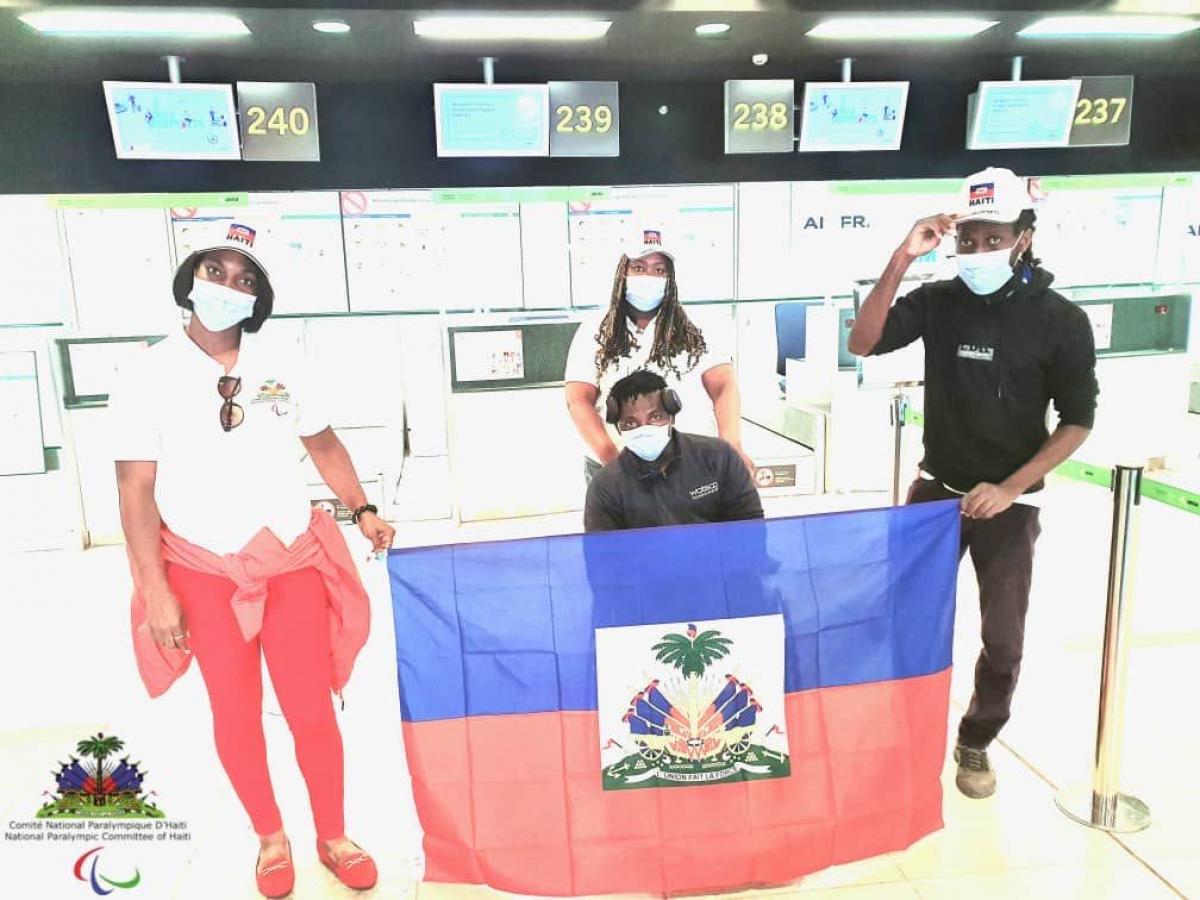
[907,477,1042,749]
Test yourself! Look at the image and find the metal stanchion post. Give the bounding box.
[890,391,906,506]
[1056,464,1151,832]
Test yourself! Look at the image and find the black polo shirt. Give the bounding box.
[871,266,1098,493]
[584,431,765,532]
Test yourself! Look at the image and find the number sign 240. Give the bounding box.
[245,105,311,137]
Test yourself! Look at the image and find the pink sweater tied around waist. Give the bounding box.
[129,508,371,699]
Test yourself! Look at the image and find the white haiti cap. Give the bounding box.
[623,226,675,263]
[958,167,1033,225]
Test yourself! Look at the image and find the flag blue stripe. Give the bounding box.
[389,501,959,723]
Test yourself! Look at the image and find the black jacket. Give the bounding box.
[584,431,765,532]
[872,267,1098,492]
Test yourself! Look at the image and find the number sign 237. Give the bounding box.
[1074,97,1127,127]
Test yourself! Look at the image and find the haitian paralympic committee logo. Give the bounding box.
[73,846,141,895]
[4,732,189,872]
[596,616,791,790]
[251,379,291,405]
[37,733,164,820]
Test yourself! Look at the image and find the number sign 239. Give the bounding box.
[554,104,613,134]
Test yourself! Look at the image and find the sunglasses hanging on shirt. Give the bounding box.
[217,376,244,432]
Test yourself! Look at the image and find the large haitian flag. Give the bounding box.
[388,501,960,896]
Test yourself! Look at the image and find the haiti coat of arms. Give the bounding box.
[596,616,791,790]
[36,732,164,819]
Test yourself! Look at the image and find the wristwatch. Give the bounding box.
[351,503,378,524]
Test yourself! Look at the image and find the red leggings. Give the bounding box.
[167,563,344,841]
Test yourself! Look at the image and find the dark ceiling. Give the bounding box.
[1,1,1197,84]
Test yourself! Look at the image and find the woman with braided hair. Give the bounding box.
[565,228,754,483]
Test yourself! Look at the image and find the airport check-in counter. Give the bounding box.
[444,318,585,522]
[743,386,899,496]
[54,307,826,538]
[295,317,405,523]
[741,284,1199,498]
[6,179,1200,550]
[740,419,820,497]
[440,311,823,520]
[741,297,904,495]
[40,284,1200,544]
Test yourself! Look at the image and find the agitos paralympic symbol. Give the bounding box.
[73,847,141,895]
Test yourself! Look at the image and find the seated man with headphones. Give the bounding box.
[584,370,764,532]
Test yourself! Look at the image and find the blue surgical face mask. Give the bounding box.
[623,423,672,461]
[955,231,1025,296]
[624,275,666,313]
[189,277,257,331]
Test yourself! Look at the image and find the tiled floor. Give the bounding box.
[2,475,1196,899]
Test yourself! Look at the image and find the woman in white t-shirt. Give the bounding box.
[565,228,753,481]
[110,223,391,898]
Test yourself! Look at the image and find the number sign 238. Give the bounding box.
[731,101,790,132]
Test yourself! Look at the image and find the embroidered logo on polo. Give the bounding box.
[689,481,720,501]
[250,379,290,403]
[250,379,293,416]
[957,344,995,362]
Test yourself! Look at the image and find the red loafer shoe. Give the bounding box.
[317,839,378,891]
[256,839,294,898]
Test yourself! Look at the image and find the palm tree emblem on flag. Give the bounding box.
[601,622,790,790]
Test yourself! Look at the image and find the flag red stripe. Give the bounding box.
[403,667,951,896]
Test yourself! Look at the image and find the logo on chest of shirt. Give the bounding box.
[689,481,720,501]
[249,379,293,416]
[956,344,995,362]
[250,379,290,402]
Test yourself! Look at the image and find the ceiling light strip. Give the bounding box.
[808,17,998,39]
[19,10,250,37]
[413,17,611,41]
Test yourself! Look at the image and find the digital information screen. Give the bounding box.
[434,84,550,157]
[968,80,1082,150]
[798,82,909,152]
[103,81,241,160]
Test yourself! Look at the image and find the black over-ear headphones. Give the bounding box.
[605,388,683,426]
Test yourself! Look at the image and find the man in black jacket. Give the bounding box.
[849,167,1099,800]
[584,370,763,532]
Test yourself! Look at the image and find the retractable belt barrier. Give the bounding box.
[899,404,1200,517]
[892,408,1200,833]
